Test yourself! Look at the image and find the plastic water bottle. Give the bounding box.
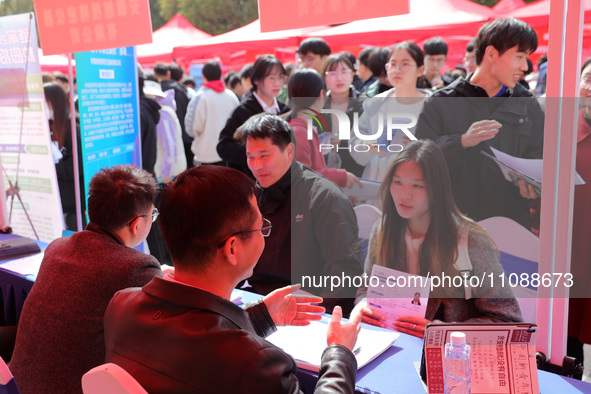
[444,332,471,394]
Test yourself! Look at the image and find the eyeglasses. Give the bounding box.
[325,69,353,78]
[127,208,159,226]
[385,62,416,72]
[217,218,272,248]
[266,74,287,83]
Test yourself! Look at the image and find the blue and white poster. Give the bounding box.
[75,46,140,199]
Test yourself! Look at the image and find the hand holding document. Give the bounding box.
[341,178,381,201]
[367,265,431,329]
[482,147,586,198]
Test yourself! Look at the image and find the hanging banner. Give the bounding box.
[258,0,410,32]
[0,13,65,242]
[75,46,141,201]
[33,0,153,55]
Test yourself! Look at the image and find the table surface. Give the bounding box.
[236,290,591,394]
[0,242,589,393]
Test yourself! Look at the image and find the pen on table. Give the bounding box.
[353,347,361,356]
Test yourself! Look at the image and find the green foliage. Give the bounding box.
[157,0,258,35]
[150,0,168,30]
[0,0,35,17]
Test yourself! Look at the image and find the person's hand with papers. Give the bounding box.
[393,315,431,339]
[263,284,325,326]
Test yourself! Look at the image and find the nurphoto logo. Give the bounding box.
[303,107,418,153]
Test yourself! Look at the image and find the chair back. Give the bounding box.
[478,217,539,323]
[0,356,20,394]
[81,363,147,394]
[354,204,382,239]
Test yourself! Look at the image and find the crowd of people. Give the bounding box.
[12,16,588,392]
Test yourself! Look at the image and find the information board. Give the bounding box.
[75,46,141,199]
[0,13,65,242]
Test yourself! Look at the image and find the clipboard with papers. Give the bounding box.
[266,315,399,372]
[420,322,539,394]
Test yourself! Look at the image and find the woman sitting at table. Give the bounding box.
[353,140,522,338]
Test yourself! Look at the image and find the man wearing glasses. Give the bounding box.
[236,114,363,316]
[104,166,365,392]
[11,165,163,394]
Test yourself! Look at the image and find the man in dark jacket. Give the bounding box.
[10,165,162,394]
[416,18,544,230]
[104,165,364,393]
[236,114,363,316]
[217,55,289,177]
[138,76,159,178]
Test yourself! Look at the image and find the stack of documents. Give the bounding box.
[267,316,398,372]
[0,236,41,261]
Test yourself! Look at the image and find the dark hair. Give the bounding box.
[169,64,184,81]
[423,37,448,56]
[251,55,286,92]
[228,74,242,89]
[87,165,157,231]
[525,58,533,75]
[43,82,70,148]
[202,60,222,81]
[159,166,257,270]
[581,57,591,75]
[298,37,331,57]
[54,74,68,84]
[474,18,538,65]
[358,47,375,67]
[182,77,196,89]
[234,113,293,151]
[153,63,169,77]
[284,63,296,78]
[340,51,357,70]
[288,68,325,115]
[388,41,424,68]
[145,74,158,82]
[537,54,547,67]
[368,47,391,78]
[224,70,238,86]
[322,53,355,75]
[466,39,475,53]
[375,140,491,298]
[240,63,254,80]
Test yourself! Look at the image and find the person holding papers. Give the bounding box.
[415,18,544,230]
[104,166,365,392]
[288,68,361,188]
[353,140,522,338]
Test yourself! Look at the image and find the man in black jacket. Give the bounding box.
[217,55,289,177]
[236,114,363,316]
[104,165,363,393]
[416,18,544,230]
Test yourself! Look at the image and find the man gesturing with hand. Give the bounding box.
[416,18,544,229]
[104,165,364,393]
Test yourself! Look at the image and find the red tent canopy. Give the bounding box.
[137,13,211,66]
[302,0,496,49]
[172,19,329,70]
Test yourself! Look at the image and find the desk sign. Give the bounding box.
[258,0,409,32]
[33,0,153,55]
[75,46,141,204]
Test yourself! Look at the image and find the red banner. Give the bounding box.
[33,0,153,55]
[258,0,410,33]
